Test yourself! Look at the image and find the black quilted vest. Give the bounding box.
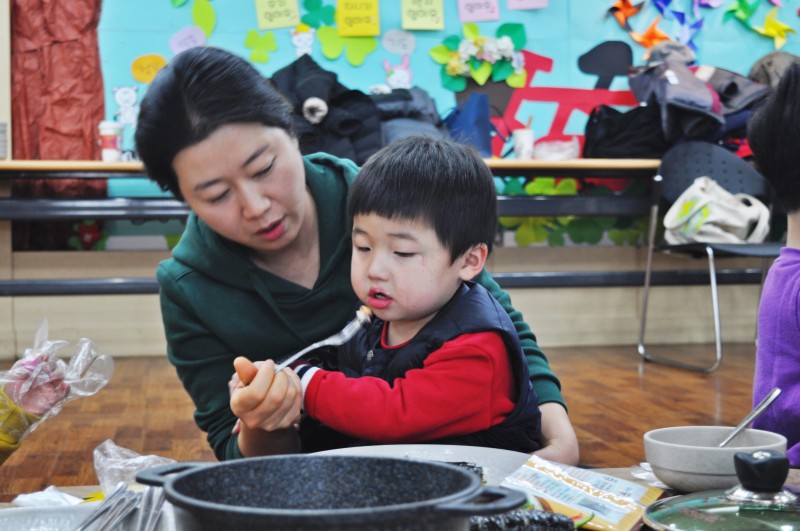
[337,282,542,453]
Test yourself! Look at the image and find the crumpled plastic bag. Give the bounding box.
[11,485,84,507]
[0,320,114,458]
[94,439,176,495]
[533,137,581,160]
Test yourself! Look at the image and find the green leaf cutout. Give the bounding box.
[192,0,215,38]
[496,23,526,50]
[429,45,453,64]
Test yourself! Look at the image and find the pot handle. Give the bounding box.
[436,486,527,516]
[136,461,210,487]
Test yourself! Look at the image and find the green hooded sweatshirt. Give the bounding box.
[157,153,563,460]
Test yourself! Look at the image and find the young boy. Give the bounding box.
[746,61,800,467]
[291,136,542,453]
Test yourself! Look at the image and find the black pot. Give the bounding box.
[136,455,527,531]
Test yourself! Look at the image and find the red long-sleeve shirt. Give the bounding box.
[300,331,516,443]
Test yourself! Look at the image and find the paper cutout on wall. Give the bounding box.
[458,0,500,22]
[382,29,416,55]
[723,0,761,29]
[653,0,671,16]
[131,54,167,84]
[753,6,796,49]
[383,54,413,89]
[608,0,644,32]
[169,26,206,55]
[693,0,724,17]
[318,25,378,65]
[401,0,444,30]
[192,0,216,38]
[508,0,548,9]
[672,10,703,50]
[631,15,672,50]
[245,30,278,63]
[291,24,317,56]
[255,0,300,29]
[112,86,139,127]
[337,0,380,36]
[301,0,335,27]
[171,0,188,7]
[577,41,633,89]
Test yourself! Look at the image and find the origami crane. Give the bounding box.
[752,6,796,49]
[653,0,672,16]
[723,0,762,29]
[609,0,644,31]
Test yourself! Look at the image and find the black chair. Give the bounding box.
[637,141,783,372]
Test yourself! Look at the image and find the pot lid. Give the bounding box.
[644,450,800,531]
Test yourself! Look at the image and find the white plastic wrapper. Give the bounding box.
[93,439,176,495]
[0,320,114,452]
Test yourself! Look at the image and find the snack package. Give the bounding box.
[501,455,664,531]
[0,320,114,463]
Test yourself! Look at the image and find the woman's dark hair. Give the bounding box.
[134,46,296,200]
[348,136,497,262]
[748,61,800,213]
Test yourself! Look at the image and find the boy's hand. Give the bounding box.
[229,357,302,434]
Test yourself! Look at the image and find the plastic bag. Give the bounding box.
[93,439,176,495]
[0,319,114,462]
[533,137,581,160]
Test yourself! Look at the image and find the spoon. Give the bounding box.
[718,387,781,448]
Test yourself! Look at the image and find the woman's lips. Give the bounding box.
[257,219,286,242]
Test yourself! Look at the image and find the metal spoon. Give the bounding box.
[718,387,781,448]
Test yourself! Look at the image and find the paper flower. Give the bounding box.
[752,6,796,49]
[429,23,527,92]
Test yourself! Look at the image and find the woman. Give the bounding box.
[135,46,579,464]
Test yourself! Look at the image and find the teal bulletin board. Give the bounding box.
[97,0,800,248]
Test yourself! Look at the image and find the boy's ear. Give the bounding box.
[459,243,489,281]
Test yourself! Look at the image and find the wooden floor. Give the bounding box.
[0,343,757,502]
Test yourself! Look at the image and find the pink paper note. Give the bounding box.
[458,0,500,22]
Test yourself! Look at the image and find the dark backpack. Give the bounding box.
[583,103,669,159]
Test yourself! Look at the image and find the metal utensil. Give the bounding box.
[94,489,141,531]
[274,306,372,372]
[718,387,781,448]
[135,485,166,531]
[73,482,127,531]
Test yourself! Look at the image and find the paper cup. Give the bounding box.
[98,120,124,162]
[512,129,535,160]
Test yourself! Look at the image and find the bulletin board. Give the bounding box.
[96,0,799,248]
[98,0,800,152]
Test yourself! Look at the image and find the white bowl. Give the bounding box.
[643,426,787,492]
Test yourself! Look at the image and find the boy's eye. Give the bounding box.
[394,252,415,258]
[355,245,371,253]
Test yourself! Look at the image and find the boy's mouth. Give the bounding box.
[368,289,393,310]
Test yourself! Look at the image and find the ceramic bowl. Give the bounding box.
[643,426,787,492]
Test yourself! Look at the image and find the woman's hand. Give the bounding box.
[4,355,70,416]
[229,357,303,456]
[533,402,580,466]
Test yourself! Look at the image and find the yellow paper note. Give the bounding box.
[401,0,444,30]
[131,54,167,84]
[255,0,300,30]
[337,0,380,37]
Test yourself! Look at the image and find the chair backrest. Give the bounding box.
[657,141,770,203]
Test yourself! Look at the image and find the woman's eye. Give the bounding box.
[254,161,274,178]
[355,245,371,253]
[209,190,230,203]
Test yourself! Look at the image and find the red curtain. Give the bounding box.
[11,0,106,250]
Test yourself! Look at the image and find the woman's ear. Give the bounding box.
[458,243,488,281]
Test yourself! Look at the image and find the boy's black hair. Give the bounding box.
[135,46,296,201]
[748,61,800,214]
[348,135,497,263]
